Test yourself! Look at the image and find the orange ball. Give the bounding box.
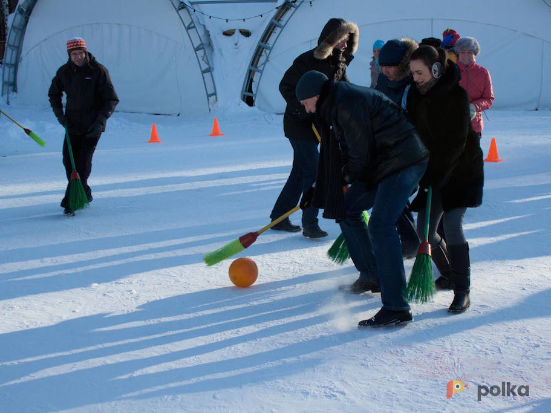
[229,257,258,288]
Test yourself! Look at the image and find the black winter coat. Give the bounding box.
[279,19,359,142]
[407,61,484,212]
[49,53,119,135]
[280,50,352,142]
[312,81,429,220]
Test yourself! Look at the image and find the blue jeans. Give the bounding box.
[270,138,319,227]
[339,161,427,311]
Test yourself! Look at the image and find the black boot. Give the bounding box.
[358,307,413,328]
[303,224,328,238]
[448,243,471,314]
[270,218,301,232]
[432,239,453,290]
[339,276,380,294]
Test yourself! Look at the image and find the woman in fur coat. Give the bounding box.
[406,46,484,314]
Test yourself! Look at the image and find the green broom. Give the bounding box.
[204,205,301,266]
[407,186,435,303]
[64,126,89,212]
[327,211,370,264]
[1,109,46,147]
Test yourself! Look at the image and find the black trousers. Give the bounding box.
[61,133,100,205]
[270,137,319,228]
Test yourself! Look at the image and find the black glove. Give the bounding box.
[57,115,67,126]
[300,186,315,210]
[86,121,103,138]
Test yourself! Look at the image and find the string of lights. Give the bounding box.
[181,0,317,22]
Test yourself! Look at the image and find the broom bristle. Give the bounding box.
[327,233,348,263]
[204,238,245,266]
[69,179,89,211]
[407,253,435,303]
[327,211,370,264]
[28,131,46,147]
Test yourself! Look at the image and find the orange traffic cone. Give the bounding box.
[209,118,224,136]
[148,123,161,143]
[484,137,503,162]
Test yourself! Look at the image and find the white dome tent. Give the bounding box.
[252,0,551,113]
[2,0,216,115]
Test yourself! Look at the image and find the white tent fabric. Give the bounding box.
[255,0,551,113]
[15,0,209,115]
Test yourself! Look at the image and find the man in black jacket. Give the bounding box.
[296,71,428,327]
[270,18,358,238]
[49,37,119,214]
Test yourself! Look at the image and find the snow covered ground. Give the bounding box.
[1,103,550,412]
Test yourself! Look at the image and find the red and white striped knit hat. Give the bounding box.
[67,37,87,52]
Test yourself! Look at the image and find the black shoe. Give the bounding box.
[358,307,413,328]
[448,292,470,314]
[270,218,301,233]
[303,225,328,238]
[63,207,75,216]
[339,277,380,294]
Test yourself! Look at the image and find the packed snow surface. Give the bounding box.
[1,104,550,412]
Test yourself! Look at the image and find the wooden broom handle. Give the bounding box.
[258,206,301,235]
[312,124,321,143]
[0,109,25,130]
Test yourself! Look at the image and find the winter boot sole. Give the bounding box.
[448,300,471,314]
[338,285,380,294]
[358,317,413,328]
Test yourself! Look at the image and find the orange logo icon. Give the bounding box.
[447,380,469,399]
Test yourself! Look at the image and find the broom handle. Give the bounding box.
[258,206,301,235]
[311,124,321,143]
[0,109,26,130]
[64,126,77,171]
[423,186,433,240]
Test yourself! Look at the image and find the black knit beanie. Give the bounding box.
[296,71,329,101]
[378,39,407,66]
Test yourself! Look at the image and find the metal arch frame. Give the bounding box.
[1,0,37,101]
[169,0,217,112]
[240,0,303,106]
[1,0,217,111]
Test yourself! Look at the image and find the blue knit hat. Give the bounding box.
[296,71,329,101]
[378,39,407,66]
[373,39,385,51]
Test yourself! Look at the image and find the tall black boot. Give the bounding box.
[432,239,453,290]
[447,243,471,313]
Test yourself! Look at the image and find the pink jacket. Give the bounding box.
[458,59,494,133]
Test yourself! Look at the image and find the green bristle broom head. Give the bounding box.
[327,211,370,264]
[28,131,46,147]
[68,179,89,212]
[407,253,435,303]
[327,233,349,264]
[204,238,245,266]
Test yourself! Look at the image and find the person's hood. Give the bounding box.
[314,20,359,60]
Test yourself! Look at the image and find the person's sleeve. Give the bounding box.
[335,99,371,184]
[96,67,119,128]
[48,71,65,119]
[472,69,494,112]
[279,58,312,120]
